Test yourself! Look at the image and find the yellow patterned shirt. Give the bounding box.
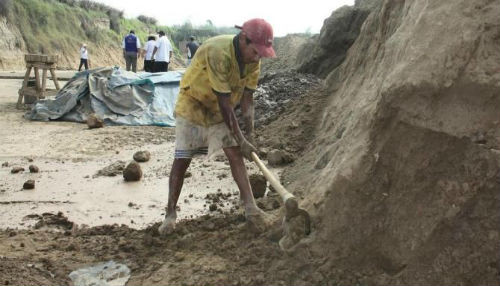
[174,35,260,127]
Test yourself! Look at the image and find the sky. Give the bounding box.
[95,0,355,37]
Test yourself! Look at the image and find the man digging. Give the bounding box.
[159,18,276,236]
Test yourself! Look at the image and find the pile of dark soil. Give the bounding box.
[253,71,322,128]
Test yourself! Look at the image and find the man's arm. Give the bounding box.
[122,38,126,56]
[151,47,158,59]
[240,88,255,139]
[136,38,141,57]
[217,93,257,160]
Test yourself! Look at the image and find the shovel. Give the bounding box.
[251,152,311,250]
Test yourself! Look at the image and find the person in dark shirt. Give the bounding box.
[122,30,141,72]
[185,36,199,66]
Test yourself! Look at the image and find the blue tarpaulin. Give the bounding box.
[26,67,182,126]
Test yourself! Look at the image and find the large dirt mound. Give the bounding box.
[260,34,310,74]
[283,0,500,284]
[296,0,381,78]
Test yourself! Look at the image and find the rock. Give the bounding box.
[133,151,151,162]
[249,174,267,198]
[267,149,295,166]
[123,162,142,182]
[29,165,39,173]
[95,161,126,177]
[23,180,35,190]
[11,167,24,174]
[86,114,104,129]
[209,204,218,211]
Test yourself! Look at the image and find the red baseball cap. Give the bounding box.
[236,18,276,58]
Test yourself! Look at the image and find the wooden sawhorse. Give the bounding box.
[17,54,60,109]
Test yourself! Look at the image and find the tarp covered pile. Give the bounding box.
[26,67,182,126]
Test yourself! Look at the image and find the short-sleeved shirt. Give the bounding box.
[144,40,156,60]
[80,47,88,59]
[155,36,173,63]
[186,41,199,59]
[175,35,260,127]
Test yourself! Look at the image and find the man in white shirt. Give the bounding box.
[78,43,89,71]
[143,35,156,72]
[151,31,173,72]
[122,30,141,72]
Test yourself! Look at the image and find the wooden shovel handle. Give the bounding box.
[251,152,295,202]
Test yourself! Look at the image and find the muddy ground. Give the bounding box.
[0,71,338,286]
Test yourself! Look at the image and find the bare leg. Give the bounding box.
[223,146,260,213]
[223,146,271,233]
[158,157,191,236]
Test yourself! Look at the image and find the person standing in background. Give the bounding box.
[122,30,141,72]
[78,43,89,71]
[143,35,156,72]
[185,36,199,66]
[151,31,173,72]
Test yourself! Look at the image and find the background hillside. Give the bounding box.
[0,0,238,70]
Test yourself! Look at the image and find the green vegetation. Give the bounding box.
[171,20,238,44]
[0,0,13,17]
[1,0,240,59]
[6,0,127,53]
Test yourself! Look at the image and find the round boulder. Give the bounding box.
[249,174,267,198]
[123,162,143,182]
[133,151,151,162]
[23,180,35,190]
[29,165,39,173]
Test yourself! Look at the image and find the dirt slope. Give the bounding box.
[283,0,500,284]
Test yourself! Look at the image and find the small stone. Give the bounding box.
[87,113,104,129]
[11,167,24,174]
[29,165,39,173]
[133,151,151,162]
[184,171,192,178]
[1,162,8,167]
[95,160,126,177]
[23,180,35,190]
[249,174,267,198]
[267,149,295,166]
[123,162,142,182]
[209,204,218,211]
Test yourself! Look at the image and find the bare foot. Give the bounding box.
[245,209,273,234]
[158,215,176,237]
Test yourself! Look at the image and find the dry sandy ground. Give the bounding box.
[0,71,338,286]
[0,76,265,230]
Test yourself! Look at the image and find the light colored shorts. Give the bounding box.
[174,116,238,159]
